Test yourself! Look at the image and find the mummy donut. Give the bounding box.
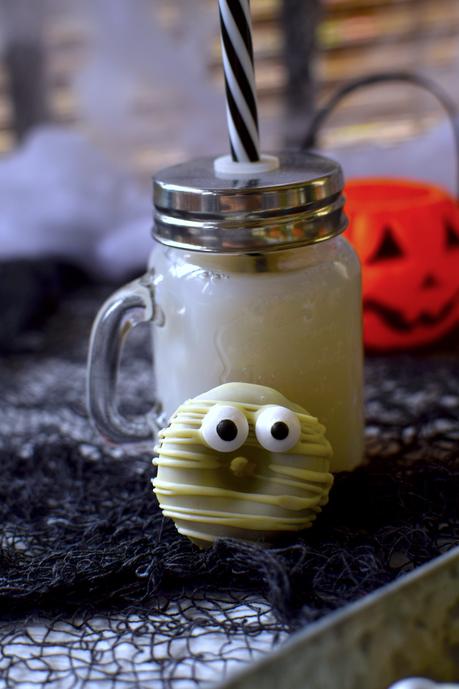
[153,383,333,547]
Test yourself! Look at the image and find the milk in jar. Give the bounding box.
[150,236,363,473]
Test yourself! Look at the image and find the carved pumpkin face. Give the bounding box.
[345,179,459,350]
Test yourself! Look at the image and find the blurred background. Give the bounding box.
[0,0,458,297]
[2,0,459,165]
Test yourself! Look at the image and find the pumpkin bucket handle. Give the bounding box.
[301,71,459,200]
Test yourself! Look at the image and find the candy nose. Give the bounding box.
[230,456,255,478]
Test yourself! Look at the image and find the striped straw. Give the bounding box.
[218,0,260,162]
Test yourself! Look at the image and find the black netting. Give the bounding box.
[1,444,459,622]
[0,282,458,688]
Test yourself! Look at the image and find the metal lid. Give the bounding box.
[153,150,347,252]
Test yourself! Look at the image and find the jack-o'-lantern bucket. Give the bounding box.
[345,178,459,349]
[303,71,459,350]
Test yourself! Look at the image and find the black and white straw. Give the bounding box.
[218,0,260,162]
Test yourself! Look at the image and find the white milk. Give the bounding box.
[150,236,363,473]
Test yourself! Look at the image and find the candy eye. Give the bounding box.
[201,405,249,453]
[255,406,301,452]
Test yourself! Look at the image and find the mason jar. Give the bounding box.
[87,151,364,473]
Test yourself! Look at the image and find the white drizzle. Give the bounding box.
[153,384,334,547]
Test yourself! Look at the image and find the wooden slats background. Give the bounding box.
[0,0,458,168]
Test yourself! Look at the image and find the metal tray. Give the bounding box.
[218,547,459,689]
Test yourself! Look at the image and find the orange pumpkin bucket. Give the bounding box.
[345,178,459,350]
[303,71,459,350]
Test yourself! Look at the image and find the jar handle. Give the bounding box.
[301,70,459,199]
[87,272,165,444]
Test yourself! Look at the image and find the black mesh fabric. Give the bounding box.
[0,284,458,688]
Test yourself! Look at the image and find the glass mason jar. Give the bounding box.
[87,151,364,472]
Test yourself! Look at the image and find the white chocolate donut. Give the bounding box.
[153,383,333,547]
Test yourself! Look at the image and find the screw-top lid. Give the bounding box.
[153,150,347,252]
